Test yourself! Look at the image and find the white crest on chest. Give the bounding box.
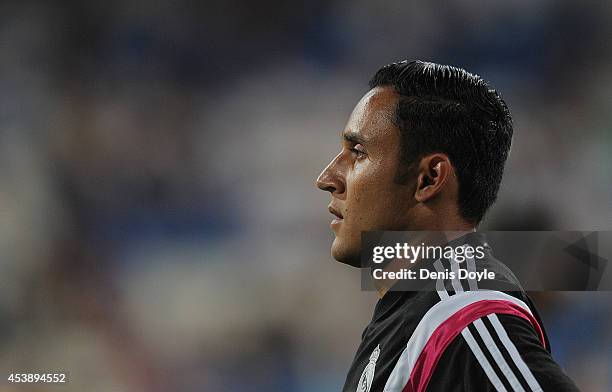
[356,344,380,392]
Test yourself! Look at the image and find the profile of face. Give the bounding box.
[316,86,417,266]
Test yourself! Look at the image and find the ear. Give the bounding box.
[414,153,454,203]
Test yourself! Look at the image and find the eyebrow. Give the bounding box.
[342,130,369,145]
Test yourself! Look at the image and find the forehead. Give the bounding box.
[345,86,399,144]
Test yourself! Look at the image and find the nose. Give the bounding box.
[316,152,345,195]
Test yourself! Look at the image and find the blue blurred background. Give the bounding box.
[0,1,610,391]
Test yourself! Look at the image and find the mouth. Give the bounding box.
[328,205,344,226]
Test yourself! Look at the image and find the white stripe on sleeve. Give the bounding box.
[473,318,526,392]
[434,259,449,300]
[461,327,508,392]
[488,314,543,392]
[466,253,478,291]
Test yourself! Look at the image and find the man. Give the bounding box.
[316,60,579,391]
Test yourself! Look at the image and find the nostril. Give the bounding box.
[316,175,336,193]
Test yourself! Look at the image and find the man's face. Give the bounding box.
[316,86,416,266]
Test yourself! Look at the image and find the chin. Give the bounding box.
[331,238,362,268]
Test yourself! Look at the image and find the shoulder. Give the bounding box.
[427,306,580,391]
[383,290,579,392]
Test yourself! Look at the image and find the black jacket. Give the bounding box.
[342,233,580,392]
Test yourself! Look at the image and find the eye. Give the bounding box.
[350,143,367,159]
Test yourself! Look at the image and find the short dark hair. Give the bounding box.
[369,60,513,224]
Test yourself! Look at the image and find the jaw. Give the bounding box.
[331,237,362,268]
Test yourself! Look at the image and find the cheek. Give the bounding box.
[346,164,412,228]
[349,160,387,193]
[346,164,394,216]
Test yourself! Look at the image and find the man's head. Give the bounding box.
[317,60,513,266]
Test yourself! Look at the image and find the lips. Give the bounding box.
[328,205,343,219]
[328,205,344,225]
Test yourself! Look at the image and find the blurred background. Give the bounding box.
[0,1,610,391]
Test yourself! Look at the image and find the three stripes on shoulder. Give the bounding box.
[384,255,544,392]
